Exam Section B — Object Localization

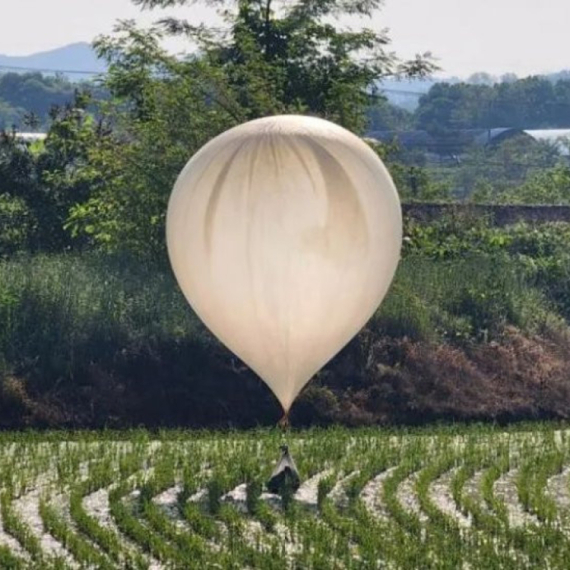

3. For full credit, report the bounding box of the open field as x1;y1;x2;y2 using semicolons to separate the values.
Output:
0;426;569;568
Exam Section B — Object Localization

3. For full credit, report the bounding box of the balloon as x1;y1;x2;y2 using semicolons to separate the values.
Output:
166;115;402;413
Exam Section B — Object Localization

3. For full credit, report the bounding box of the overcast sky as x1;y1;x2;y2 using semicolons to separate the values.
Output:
1;0;569;78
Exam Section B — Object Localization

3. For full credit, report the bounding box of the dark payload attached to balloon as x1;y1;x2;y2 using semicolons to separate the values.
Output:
266;445;301;495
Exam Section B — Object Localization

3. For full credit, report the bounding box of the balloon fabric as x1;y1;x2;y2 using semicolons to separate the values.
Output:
166;115;402;413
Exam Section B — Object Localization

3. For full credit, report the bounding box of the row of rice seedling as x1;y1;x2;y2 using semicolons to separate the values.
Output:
0;425;569;567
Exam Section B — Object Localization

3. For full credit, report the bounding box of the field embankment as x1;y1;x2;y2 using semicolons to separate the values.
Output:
2;222;570;429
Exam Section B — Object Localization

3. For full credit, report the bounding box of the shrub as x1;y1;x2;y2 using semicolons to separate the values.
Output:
0;250;567;428
0;194;36;256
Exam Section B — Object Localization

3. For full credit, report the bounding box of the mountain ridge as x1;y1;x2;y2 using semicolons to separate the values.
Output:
0;42;568;111
0;42;106;78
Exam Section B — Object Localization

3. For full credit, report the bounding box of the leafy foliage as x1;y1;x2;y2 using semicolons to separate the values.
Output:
498;165;570;205
415;76;570;132
0;194;36;256
0;72;101;130
0;93;110;252
60;0;434;255
403;215;570;321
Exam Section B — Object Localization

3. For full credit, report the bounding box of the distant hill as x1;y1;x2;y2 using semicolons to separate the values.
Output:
0;43;106;80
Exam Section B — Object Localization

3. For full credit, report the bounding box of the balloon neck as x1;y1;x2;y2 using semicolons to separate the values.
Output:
278;411;290;430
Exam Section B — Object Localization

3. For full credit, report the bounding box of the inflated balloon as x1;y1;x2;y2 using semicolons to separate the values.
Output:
166;115;402;413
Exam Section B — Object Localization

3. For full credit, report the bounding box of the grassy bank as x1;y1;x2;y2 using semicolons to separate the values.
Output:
0;246;569;428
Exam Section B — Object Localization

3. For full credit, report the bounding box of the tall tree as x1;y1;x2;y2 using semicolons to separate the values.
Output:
0;92;110;253
66;0;434;256
119;0;435;132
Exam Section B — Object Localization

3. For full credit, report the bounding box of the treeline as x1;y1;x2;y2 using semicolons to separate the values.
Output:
368;76;570;133
0;72;104;130
0;73;75;129
416;77;570;131
3;63;570;137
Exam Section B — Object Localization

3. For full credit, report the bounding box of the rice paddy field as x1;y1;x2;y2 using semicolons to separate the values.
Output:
0;425;569;569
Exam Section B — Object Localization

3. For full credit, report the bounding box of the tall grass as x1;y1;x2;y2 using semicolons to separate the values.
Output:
0;254;205;384
0;252;560;381
375;255;560;342
0;252;566;428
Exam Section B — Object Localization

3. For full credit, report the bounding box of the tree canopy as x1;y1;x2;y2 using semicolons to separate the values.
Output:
60;0;435;256
0;72;94;130
415;77;570;132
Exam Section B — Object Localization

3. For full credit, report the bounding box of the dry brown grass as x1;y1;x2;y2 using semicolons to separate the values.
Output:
311;325;570;425
2;324;570;429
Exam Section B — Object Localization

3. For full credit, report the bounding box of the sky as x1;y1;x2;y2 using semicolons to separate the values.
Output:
0;0;569;78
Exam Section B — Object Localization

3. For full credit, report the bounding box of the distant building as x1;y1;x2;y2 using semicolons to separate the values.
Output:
15;132;47;144
471;128;531;147
366;127;541;158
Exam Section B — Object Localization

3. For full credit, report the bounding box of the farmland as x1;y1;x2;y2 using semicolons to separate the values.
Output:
0;425;569;568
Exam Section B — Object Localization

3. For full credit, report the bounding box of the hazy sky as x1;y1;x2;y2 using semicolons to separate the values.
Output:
1;0;569;78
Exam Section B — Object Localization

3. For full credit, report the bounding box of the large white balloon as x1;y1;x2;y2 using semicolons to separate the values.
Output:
166;115;402;413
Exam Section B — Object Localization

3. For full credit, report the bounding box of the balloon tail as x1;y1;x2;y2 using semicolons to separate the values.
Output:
278;411;290;430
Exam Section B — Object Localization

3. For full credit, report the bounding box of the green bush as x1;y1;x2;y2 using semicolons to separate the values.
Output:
402;216;570;321
375;255;558;343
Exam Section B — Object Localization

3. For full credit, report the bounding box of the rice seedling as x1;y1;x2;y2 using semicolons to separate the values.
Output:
0;425;567;567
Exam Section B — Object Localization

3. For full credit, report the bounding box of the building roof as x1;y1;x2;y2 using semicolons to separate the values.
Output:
14;132;47;143
365;128;527;153
472;128;528;146
366;130;435;149
365;127;570;156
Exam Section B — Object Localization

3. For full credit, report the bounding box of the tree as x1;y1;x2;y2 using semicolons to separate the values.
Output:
467;72;496;85
490;77;556;128
0;193;36;256
415;77;570;134
499;165;570;205
118;0;435;133
66;0;435;256
500;73;518;84
414;82;495;151
0;100;25;130
0;91;112;253
366;99;413;131
458;136;562;200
